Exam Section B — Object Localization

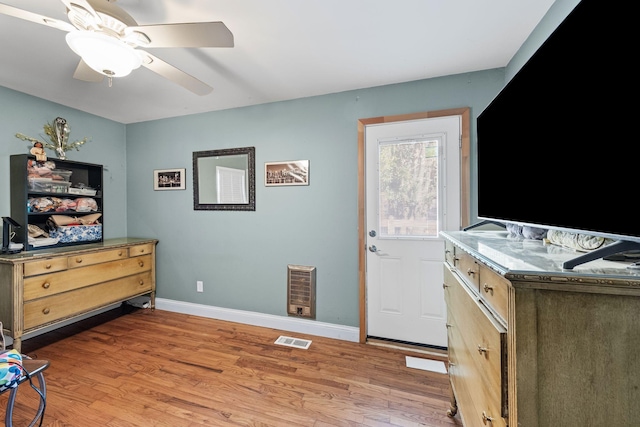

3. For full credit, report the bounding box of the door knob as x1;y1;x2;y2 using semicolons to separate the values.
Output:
368;245;378;253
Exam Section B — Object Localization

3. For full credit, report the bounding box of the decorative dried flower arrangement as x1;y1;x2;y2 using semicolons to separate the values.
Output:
15;117;90;160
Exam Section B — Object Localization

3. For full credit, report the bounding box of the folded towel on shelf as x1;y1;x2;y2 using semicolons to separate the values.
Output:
28;236;60;247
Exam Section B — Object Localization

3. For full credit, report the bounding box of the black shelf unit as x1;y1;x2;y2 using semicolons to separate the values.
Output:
9;154;104;251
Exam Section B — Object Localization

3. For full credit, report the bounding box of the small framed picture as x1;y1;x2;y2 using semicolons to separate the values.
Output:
154;168;186;190
265;160;309;186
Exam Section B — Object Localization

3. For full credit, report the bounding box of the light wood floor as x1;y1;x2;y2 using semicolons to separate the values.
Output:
2;307;462;426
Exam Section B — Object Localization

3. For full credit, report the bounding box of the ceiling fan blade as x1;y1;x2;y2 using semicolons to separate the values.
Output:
0;2;75;32
73;59;104;82
126;22;234;48
140;51;213;96
60;0;102;28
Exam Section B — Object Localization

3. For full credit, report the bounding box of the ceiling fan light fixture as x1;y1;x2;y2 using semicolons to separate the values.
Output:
66;31;142;77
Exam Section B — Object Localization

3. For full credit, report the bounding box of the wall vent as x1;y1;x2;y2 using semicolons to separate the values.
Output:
287;264;316;319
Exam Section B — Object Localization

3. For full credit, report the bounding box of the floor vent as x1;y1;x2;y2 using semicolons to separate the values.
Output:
287;265;316;319
405;356;447;374
275;336;312;349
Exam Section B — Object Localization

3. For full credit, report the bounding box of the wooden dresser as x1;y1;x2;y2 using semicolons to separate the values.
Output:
0;238;158;352
442;230;640;427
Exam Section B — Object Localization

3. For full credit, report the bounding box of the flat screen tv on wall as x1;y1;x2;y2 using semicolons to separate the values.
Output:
476;0;638;269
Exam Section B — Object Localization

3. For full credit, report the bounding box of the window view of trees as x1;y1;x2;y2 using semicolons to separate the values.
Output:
378;140;438;237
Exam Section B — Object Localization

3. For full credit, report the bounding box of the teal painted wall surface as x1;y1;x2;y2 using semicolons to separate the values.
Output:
0;86;128;238
125;70;503;327
0;0;576;329
506;0;581;80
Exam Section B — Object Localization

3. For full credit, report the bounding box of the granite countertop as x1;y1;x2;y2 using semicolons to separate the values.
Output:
441;230;640;281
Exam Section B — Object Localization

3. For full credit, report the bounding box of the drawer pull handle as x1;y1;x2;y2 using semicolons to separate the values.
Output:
45;264;52;269
42;308;50;315
467;269;476;277
118;251;123;256
139;280;144;286
139;248;146;253
483;283;494;294
482;411;494;424
76;258;83;264
477;345;488;354
442;283;448;289
42;282;51;289
138;260;144;267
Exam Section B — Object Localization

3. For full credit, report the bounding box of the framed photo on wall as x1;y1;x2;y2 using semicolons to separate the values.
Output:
265;160;309;186
154;168;186;190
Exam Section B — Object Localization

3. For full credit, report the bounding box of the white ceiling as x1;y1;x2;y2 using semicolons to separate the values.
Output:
0;0;555;124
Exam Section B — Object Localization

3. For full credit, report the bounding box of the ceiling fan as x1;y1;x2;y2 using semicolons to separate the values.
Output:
0;0;234;95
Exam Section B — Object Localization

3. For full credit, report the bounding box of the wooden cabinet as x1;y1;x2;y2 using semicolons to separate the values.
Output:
445;264;507;427
0;238;157;352
442;230;640;427
10;154;104;251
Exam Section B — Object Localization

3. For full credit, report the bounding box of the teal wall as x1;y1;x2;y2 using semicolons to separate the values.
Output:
1;0;578;329
125;70;503;326
507;0;581;80
0;87;128;238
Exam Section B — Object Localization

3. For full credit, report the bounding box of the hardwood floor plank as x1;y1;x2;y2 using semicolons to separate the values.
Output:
2;308;462;426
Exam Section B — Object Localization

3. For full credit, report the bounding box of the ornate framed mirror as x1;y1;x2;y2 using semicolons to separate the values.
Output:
193;146;255;211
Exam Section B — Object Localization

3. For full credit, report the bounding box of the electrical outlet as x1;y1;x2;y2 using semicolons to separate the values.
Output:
196;280;204;292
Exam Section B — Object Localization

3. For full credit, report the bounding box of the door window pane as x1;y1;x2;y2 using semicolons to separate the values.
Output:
378;139;439;238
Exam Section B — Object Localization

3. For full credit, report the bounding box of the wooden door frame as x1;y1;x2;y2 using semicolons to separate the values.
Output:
357;108;471;343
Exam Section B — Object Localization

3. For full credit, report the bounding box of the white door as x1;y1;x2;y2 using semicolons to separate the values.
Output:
365;116;461;347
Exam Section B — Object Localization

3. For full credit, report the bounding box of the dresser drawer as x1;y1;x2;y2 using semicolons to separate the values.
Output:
445;239;456;265
446;267;506;394
23;257;68;277
2;239;158;353
67;248;128;269
445;266;507;425
455;251;480;291
23;271;152;330
129;243;154;257
448;319;507;427
479;263;509;321
23;254;152;301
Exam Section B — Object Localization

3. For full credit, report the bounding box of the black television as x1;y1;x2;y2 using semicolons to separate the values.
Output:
476;0;639;269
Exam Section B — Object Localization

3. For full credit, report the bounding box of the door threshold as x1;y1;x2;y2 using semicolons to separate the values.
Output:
366;337;447;361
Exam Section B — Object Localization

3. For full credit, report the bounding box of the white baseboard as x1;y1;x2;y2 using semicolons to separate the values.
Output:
155;298;360;343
